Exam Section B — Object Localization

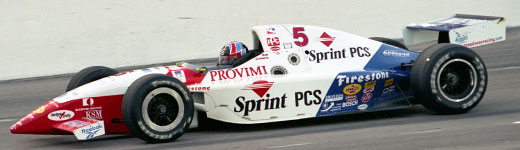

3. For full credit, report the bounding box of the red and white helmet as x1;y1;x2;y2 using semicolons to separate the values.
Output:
218;41;248;65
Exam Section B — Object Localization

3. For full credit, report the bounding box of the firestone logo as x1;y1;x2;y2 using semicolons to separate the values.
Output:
337;72;390;86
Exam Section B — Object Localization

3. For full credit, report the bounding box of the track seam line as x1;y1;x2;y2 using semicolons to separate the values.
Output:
268;142;311;149
488;66;520;71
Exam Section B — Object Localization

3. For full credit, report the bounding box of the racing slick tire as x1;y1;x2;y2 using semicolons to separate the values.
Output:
122;74;194;143
411;43;487;114
369;37;409;50
66;66;118;91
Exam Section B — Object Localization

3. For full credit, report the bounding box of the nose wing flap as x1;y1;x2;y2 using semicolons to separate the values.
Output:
52;118;105;140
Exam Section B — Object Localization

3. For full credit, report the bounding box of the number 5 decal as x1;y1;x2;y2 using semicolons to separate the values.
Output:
293;27;308;47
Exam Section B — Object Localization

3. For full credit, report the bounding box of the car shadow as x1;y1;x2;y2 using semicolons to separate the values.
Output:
193;106;433;133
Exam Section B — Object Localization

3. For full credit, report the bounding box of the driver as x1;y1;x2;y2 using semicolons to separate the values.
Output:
218;41;248;66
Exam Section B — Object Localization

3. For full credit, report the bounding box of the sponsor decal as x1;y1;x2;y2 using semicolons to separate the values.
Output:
242;80;274;97
64;120;90;128
33;105;45;113
173;70;186;82
81;123;103;139
454;31;469;44
463;36;503;47
305;47;371;63
267;37;281;51
346;95;357;102
82;97;94;106
320;102;334;112
189;86;211;91
318;32;335;47
361;93;373;103
295;90;322;107
357;104;368;110
363;87;374;93
48;110;74;121
343;84;362;95
324;94;344;102
86;110;103;120
234;89;322;116
384;78;394;87
365;81;376;88
141;68;152;73
74;106;102;112
234;94;287;116
266;27;276;34
342;96;358;107
283;42;293;49
113;70;135;76
337;71;390;86
382;85;396;96
383;50;410;57
364;80;376;93
209;66;268;81
255;53;269;60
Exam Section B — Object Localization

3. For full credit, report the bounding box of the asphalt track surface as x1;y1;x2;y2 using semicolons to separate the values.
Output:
1;28;520;150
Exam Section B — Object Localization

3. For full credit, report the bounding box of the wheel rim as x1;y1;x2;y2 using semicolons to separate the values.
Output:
142;87;185;132
436;59;477;102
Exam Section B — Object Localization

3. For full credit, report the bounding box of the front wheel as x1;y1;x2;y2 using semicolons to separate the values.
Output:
411;43;487;114
66;66;118;91
122;74;194;143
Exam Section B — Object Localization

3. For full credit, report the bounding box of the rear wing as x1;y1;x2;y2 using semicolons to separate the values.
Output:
403;14;506;47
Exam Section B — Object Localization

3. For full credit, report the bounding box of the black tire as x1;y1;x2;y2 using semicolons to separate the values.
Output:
66;66;118;91
122;74;194;143
411;43;487;114
369;37;409;50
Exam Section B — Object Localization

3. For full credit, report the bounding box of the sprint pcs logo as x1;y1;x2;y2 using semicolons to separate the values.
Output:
234;80;322;116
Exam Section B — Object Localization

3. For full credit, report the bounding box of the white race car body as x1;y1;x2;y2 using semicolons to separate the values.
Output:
11;24;420;139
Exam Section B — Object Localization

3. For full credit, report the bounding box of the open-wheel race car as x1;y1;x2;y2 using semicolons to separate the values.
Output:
11;14;506;143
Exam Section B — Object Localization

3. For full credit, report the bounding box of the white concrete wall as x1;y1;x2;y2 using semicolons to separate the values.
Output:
1;0;518;80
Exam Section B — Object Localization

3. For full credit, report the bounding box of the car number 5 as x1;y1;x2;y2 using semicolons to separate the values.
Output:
293;27;308;47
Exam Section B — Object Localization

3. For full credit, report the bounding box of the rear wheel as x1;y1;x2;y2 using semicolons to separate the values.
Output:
122;74;194;143
411;43;487;114
66;66;118;91
369;37;408;50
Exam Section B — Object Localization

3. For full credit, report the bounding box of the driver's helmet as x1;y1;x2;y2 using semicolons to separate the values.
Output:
218;41;248;65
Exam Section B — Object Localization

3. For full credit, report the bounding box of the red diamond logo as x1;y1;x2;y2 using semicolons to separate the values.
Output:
242;80;274;97
319;32;335;47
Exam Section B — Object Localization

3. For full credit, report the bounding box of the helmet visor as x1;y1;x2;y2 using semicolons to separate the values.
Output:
219;55;235;65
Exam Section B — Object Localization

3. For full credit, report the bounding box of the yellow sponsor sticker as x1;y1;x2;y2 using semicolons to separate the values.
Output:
364;81;376;88
385;78;394;87
343;84;362;95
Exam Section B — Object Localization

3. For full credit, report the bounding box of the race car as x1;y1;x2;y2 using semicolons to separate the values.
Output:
10;14;505;143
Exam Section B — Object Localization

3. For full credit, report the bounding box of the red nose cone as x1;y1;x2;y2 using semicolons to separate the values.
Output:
10;114;39;134
10;102;61;134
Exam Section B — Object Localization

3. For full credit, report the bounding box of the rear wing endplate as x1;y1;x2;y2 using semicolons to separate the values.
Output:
403;14;506;47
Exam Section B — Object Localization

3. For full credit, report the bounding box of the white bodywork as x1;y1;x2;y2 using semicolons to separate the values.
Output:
403;14;506;47
52;24;409;125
